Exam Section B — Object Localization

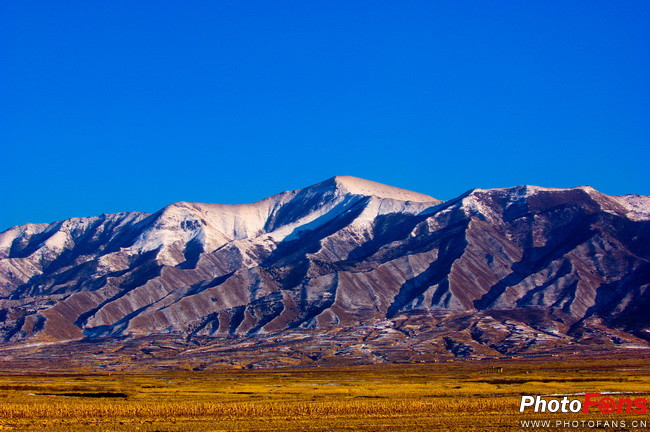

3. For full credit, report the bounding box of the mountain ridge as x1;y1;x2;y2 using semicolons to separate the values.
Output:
0;176;648;369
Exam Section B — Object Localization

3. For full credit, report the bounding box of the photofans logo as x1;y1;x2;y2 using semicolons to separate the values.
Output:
519;393;648;429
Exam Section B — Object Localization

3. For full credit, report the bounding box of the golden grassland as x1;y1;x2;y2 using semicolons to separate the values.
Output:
0;354;648;431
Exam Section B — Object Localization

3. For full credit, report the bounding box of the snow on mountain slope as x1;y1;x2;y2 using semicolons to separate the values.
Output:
333;176;437;203
613;194;650;220
127;176;442;266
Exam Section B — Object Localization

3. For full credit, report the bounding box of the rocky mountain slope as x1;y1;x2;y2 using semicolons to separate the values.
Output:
0;176;648;367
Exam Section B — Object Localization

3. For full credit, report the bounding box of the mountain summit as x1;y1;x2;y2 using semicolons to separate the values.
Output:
327;176;437;202
0;177;648;368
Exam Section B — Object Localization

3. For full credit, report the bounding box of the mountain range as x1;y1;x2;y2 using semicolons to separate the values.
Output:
1;176;648;370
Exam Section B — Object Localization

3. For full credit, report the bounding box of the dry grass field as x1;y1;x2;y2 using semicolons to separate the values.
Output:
0;353;648;431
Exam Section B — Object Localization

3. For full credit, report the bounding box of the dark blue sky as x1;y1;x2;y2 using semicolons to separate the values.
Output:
2;1;649;231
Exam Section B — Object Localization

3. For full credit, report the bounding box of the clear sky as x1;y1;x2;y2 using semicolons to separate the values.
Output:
2;1;649;231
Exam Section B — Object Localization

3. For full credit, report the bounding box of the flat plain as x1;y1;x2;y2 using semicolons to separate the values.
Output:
0;352;648;432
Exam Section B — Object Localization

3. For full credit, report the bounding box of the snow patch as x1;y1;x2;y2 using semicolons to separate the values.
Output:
613;195;650;220
333;176;438;203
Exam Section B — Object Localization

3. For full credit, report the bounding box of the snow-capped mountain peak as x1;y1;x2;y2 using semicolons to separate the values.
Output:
331;176;438;203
